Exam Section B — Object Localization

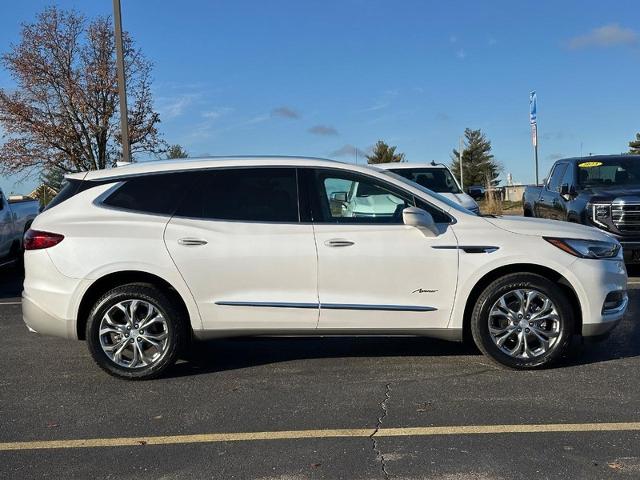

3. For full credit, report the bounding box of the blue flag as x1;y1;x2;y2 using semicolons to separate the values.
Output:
529;91;537;125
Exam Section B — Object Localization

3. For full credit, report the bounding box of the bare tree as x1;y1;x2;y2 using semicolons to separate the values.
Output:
0;6;164;175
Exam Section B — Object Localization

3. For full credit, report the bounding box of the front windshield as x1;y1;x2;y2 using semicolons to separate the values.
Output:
380;170;475;215
577;158;640;188
389;167;462;194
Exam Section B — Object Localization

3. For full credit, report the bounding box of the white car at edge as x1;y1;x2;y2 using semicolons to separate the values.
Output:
374;162;480;213
22;156;627;379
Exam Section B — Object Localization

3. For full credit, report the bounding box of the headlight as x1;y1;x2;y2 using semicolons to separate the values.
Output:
544;237;621;259
590;203;611;228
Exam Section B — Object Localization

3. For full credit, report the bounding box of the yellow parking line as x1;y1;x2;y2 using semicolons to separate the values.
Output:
2;422;640;451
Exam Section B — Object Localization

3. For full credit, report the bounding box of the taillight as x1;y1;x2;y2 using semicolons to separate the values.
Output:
24;229;64;250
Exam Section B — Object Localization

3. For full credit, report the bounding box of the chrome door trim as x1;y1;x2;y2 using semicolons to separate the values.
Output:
215;301;436;312
216;301;318;309
322;303;436;312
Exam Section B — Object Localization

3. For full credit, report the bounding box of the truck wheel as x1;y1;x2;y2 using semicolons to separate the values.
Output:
471;273;574;369
85;283;188;380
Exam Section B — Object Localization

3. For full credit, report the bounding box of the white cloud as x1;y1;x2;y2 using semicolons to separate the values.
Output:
456;48;466;59
568;24;637;49
201;107;234;119
157;93;200;120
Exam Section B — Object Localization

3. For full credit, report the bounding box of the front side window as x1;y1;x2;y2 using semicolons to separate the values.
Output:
316;171;410;223
311;169;450;224
389;168;461;194
547;163;567;192
176;167;299;222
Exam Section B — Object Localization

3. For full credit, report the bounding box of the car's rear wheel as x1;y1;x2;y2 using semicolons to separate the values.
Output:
471;273;574;369
86;283;187;380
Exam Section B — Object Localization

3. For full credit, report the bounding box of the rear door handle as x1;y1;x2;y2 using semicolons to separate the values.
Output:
324;238;355;247
178;238;208;246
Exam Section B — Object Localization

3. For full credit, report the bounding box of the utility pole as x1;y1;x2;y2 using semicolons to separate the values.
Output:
459;136;464;190
113;0;131;163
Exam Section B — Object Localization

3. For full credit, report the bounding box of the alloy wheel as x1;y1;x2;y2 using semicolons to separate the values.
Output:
98;299;169;369
488;288;561;359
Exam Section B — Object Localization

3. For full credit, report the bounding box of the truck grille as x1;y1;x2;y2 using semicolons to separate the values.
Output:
612;203;640;233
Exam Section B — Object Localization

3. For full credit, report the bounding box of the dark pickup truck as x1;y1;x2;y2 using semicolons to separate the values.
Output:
523;154;640;263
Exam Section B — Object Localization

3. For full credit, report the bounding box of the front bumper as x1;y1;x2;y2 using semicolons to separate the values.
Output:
565;256;628;337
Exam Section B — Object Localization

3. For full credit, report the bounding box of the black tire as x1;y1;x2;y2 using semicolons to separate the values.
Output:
471;273;574;369
86;283;188;380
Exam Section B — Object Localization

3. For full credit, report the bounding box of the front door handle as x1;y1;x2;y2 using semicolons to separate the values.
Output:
324;238;355;247
178;238;208;246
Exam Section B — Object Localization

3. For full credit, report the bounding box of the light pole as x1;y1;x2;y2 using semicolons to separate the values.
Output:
113;0;131;163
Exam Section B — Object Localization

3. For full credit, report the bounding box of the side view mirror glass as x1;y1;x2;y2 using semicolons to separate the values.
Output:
402;206;439;237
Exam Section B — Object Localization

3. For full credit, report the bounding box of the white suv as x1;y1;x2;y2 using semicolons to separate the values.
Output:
23;157;628;379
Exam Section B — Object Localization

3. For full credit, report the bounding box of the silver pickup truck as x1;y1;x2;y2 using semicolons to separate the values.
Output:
0;188;39;264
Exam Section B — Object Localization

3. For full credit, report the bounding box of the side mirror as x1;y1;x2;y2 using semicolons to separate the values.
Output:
402;206;439;237
558;183;576;199
330;192;348;202
466;186;485;200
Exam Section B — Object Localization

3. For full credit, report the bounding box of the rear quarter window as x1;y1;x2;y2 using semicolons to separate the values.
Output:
102;172;199;215
44;179;86;211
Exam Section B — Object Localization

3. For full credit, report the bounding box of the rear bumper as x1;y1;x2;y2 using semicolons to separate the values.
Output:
22;293;76;339
22;250;86;340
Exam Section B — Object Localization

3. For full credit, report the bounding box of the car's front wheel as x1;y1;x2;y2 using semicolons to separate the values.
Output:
86;283;187;380
471;273;574;369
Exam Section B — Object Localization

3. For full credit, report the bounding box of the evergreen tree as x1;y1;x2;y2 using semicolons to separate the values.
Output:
629;133;640;154
366;140;405;164
166;144;189;159
450;128;500;187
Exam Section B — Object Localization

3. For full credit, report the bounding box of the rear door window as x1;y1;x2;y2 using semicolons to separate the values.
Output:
175;167;299;222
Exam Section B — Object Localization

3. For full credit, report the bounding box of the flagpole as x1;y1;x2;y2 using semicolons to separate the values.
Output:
530;91;539;185
534;128;539;185
459;136;464;189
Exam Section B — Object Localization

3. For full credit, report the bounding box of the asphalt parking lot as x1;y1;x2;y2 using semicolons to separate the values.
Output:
1;266;640;480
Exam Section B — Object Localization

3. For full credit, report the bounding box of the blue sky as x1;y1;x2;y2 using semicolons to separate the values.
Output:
1;0;639;193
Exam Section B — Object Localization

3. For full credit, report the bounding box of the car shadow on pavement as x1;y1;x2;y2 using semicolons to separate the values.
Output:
168;336;482;378
0;264;23;299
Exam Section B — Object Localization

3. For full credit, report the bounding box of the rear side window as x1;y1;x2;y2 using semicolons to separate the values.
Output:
44;179;86;211
176;168;299;222
103;172;198;215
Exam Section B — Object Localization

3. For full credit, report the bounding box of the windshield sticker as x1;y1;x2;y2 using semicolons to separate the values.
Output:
578;161;603;168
